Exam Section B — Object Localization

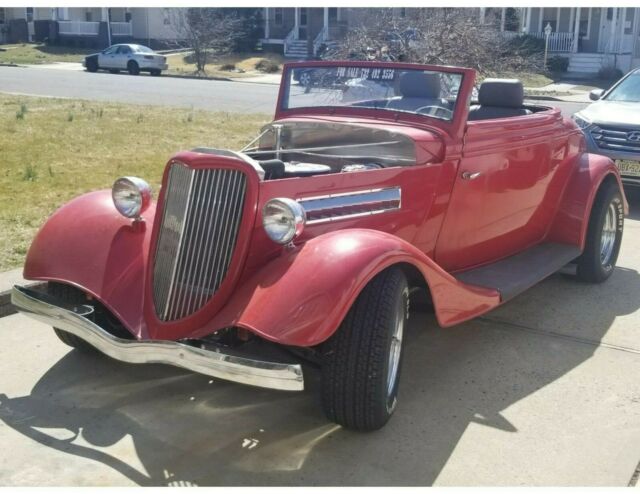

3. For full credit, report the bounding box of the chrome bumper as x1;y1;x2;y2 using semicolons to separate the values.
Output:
11;285;304;391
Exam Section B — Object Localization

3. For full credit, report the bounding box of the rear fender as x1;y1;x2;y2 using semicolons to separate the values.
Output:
23;190;154;339
548;153;628;249
204;229;500;347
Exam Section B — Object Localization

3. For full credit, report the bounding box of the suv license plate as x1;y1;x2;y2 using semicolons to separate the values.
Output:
616;160;640;177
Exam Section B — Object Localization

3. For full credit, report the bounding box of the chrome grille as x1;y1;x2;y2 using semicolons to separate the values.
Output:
591;125;640;153
153;163;247;321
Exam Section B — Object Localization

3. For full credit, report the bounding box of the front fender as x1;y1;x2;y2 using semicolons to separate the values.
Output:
23;190;155;339
548;152;628;249
205;229;500;347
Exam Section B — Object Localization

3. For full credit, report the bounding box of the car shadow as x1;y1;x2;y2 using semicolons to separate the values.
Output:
0;196;638;486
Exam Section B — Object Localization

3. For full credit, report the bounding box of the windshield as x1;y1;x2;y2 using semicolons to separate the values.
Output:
604;71;640;102
283;65;463;122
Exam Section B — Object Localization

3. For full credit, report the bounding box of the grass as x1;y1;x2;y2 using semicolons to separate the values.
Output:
166;51;285;79
0;94;269;271
0;43;93;65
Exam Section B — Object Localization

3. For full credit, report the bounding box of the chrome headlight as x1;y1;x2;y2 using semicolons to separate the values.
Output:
112;176;152;219
262;198;306;244
572;113;592;130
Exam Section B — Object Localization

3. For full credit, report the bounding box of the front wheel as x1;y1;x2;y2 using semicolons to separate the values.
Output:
47;283;95;352
576;181;624;283
85;58;98;72
321;267;409;431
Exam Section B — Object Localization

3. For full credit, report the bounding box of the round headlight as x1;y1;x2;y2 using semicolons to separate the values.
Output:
262;198;306;245
112;177;152;219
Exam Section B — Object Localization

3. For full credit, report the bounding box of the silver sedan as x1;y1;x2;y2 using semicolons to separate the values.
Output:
572;68;640;188
83;44;168;76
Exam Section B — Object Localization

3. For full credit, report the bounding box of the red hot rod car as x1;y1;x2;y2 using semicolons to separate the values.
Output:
13;61;627;431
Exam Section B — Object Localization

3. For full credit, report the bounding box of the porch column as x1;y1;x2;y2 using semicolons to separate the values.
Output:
524;8;531;32
102;8;112;46
538;9;544;32
479;8;485;24
294;7;299;39
572;7;581;53
264;7;270;39
500;8;506;31
609;8;618;53
101;7;108;21
618;7;627;53
556;8;561;30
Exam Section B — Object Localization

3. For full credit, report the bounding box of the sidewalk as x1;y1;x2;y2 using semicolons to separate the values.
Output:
524;82;593;103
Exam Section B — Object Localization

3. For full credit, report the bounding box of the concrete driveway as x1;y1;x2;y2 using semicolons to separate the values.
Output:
0;194;639;486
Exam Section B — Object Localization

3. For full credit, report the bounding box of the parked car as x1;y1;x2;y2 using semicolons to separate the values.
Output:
12;61;627;431
572;67;640;188
83;44;168;76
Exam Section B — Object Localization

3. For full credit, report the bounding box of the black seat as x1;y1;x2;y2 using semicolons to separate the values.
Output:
385;72;448;112
468;79;531;121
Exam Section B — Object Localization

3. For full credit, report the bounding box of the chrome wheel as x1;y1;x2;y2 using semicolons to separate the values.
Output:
600;202;617;266
386;296;405;400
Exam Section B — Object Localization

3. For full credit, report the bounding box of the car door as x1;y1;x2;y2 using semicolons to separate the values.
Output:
116;45;132;69
435;112;573;272
98;45;118;68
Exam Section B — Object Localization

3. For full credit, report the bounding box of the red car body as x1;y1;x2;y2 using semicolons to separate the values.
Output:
14;61;627;429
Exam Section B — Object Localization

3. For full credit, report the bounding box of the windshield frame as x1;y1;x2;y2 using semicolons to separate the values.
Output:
276;60;476;140
602;68;640;103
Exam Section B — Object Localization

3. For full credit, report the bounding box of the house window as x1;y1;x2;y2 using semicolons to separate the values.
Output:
579;8;591;40
125;11;131;23
85;11;92;22
274;8;283;26
300;8;307;26
26;7;34;22
399;8;406;18
0;8;5;24
329;8;338;22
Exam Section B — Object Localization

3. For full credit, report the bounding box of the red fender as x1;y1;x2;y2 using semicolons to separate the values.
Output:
23;190;155;339
202;229;500;347
548;152;628;249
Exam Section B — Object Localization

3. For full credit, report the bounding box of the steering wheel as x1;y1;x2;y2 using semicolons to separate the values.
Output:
415;105;453;119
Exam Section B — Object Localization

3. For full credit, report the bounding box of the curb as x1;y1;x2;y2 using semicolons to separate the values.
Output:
0;281;44;318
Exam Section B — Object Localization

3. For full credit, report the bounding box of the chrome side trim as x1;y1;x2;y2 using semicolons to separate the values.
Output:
11;286;304;392
299;187;401;224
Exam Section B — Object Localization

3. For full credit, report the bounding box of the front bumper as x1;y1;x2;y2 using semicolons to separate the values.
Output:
583;130;640;188
11;285;304;391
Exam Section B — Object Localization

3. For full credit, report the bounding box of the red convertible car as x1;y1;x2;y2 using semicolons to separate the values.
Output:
12;61;627;431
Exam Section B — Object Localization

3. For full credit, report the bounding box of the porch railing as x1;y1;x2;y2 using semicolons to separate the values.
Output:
283;27;296;56
110;21;132;36
58;21;99;36
501;31;575;53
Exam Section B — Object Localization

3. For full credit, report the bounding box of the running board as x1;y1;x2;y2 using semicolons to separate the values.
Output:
454;242;581;302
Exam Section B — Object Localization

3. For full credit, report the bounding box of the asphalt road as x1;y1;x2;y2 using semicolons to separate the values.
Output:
0;195;639;486
0;66;587;116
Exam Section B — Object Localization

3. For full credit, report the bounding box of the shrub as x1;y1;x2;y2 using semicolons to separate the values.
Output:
254;59;279;73
220;63;236;71
598;65;623;81
547;56;569;73
505;34;545;56
22;164;38;182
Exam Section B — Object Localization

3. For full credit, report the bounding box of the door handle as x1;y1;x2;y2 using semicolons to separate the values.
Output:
461;171;482;180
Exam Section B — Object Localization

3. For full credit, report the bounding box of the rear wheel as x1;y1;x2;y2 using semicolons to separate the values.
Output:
576;181;624;283
47;283;95;352
127;60;140;76
321;267;409;431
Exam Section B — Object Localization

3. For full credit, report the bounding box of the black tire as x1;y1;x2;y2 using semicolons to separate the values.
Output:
321;267;409;431
127;61;140;76
576;181;624;283
85;58;98;73
150;69;161;76
47;283;95;352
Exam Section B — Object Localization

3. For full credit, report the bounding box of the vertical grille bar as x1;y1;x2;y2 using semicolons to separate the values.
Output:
153;164;247;321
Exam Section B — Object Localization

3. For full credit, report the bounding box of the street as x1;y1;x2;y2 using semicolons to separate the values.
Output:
0;66;587;116
0;192;638;486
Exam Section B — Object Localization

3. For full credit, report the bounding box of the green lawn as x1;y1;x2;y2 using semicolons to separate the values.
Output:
0;94;269;271
0;43;94;65
166;51;284;79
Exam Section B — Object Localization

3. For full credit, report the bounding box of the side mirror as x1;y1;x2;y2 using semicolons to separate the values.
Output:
589;89;605;101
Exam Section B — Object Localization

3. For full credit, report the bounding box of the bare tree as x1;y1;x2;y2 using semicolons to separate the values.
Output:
328;8;544;76
171;8;246;74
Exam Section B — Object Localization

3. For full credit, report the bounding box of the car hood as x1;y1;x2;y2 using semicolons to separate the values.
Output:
579;100;640;128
